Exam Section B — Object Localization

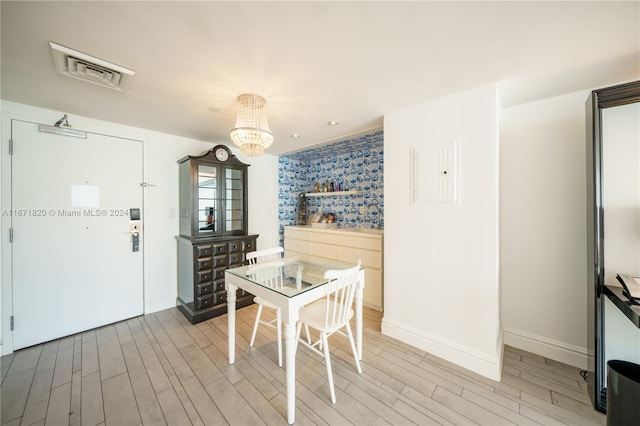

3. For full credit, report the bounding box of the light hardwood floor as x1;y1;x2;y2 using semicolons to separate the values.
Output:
1;305;605;425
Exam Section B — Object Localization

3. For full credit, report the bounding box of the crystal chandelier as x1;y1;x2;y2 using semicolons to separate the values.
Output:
230;94;273;156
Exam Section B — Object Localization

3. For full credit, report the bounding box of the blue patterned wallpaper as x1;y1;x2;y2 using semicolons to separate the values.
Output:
278;130;384;243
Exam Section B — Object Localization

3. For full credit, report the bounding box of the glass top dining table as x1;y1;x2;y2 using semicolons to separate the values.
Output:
226;255;357;297
225;254;365;424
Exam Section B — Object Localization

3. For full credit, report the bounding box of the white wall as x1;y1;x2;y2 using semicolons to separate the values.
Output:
500;90;590;368
383;84;637;374
246;154;280;250
1;100;279;355
383;83;502;380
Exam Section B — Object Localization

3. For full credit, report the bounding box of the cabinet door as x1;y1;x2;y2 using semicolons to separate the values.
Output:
222;166;247;235
196;163;221;237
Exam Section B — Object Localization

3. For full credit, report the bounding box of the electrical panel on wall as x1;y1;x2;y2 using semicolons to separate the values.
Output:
411;138;459;205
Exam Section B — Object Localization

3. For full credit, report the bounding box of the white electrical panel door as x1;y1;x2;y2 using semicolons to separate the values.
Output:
411;139;459;205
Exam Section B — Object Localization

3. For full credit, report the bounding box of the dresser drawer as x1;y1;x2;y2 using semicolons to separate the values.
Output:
213;243;227;255
194;294;213;310
334;234;382;251
285;238;311;255
195;257;213;271
213;279;225;292
244;239;256;252
229;252;244;266
313;232;336;244
213;254;227;267
228;240;243;253
284;227;312;241
212;290;227;306
195;270;213;283
336;246;381;268
213;267;226;280
311;241;337;260
194;244;213;258
196;282;213;296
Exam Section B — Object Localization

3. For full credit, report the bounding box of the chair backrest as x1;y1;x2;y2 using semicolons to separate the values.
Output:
246;246;284;265
246;260;286;290
321;260;361;329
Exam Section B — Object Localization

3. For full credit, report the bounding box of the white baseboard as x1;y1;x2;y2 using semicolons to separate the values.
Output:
503;328;587;369
381;317;503;381
496;325;505;375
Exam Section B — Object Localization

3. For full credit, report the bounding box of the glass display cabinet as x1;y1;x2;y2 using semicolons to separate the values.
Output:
176;145;258;323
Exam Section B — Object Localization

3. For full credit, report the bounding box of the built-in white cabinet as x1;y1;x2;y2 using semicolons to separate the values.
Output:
284;226;383;311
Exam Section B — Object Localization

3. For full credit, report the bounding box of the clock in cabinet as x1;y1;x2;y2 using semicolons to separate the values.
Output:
176;144;258;324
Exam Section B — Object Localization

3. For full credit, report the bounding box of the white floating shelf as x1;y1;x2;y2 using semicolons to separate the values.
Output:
304;190;360;197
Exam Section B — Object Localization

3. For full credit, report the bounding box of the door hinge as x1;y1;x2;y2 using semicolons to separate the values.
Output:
9;138;13;155
139;182;156;188
10;316;14;331
9;228;13;243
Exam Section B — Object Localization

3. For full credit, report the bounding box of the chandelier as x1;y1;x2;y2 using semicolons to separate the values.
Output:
230;94;273;156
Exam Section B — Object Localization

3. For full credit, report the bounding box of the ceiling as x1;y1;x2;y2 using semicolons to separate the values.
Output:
2;1;639;156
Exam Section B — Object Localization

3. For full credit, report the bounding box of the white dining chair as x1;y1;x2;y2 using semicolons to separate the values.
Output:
246;247;285;367
295;260;362;404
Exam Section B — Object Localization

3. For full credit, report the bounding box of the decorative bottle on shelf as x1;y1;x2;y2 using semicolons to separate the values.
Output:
314;181;319;193
297;193;307;225
330;181;335;192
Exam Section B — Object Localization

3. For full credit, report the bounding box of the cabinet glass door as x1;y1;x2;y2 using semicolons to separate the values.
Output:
197;164;218;234
225;167;244;233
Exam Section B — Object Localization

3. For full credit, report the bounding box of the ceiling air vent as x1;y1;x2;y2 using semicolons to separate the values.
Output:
49;41;135;92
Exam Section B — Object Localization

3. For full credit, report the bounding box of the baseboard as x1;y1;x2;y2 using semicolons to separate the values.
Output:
381;317;503;381
503;327;587;369
496;325;505;375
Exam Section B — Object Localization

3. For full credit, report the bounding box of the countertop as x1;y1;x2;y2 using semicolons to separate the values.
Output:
285;225;383;238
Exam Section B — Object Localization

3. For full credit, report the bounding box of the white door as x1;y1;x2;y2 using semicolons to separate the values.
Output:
11;120;144;350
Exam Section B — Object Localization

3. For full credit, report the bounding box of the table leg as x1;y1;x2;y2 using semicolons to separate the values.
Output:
227;283;237;364
284;321;297;424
